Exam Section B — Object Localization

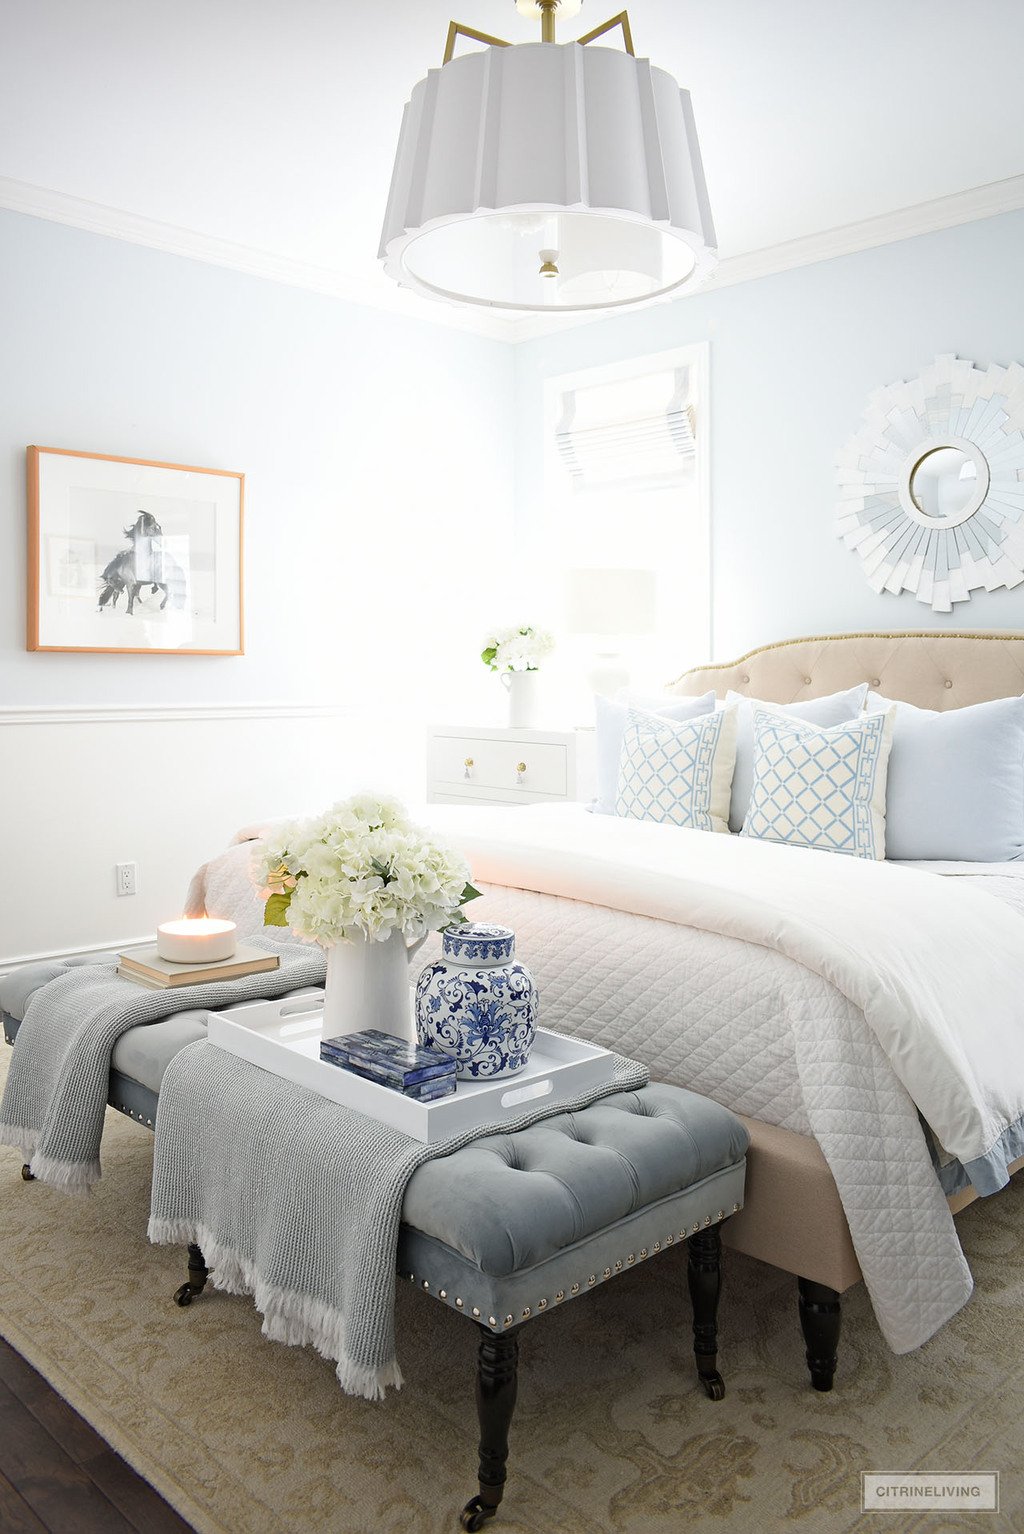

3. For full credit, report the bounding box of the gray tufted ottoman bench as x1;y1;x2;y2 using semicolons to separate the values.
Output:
2;976;748;1531
394;1085;749;1529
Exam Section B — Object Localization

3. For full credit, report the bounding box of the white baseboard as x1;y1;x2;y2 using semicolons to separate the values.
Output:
0;935;152;977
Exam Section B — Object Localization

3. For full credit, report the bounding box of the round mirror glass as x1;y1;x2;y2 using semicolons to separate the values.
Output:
908;445;978;521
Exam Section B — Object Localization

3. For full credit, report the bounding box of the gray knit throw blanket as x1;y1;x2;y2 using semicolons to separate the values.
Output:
149;1040;649;1401
0;944;325;1190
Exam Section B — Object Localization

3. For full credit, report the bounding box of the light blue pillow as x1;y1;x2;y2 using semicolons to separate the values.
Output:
725;686;869;832
592;691;715;815
741;705;894;859
865;692;1024;861
616;705;737;832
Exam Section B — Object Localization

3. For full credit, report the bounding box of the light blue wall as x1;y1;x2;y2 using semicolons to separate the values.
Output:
514;209;1024;667
0;209;516;708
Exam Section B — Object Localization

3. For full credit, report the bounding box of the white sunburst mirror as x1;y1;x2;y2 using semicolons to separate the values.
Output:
836;354;1024;612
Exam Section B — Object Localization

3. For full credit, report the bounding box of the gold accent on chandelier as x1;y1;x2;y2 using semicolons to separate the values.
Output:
442;5;635;64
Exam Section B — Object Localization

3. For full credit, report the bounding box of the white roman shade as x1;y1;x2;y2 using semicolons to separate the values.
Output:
555;366;696;490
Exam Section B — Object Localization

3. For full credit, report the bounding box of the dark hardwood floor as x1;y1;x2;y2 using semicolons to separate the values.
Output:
0;1336;194;1533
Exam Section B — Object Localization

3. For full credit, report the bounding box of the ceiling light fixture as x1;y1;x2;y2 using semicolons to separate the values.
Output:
379;1;717;313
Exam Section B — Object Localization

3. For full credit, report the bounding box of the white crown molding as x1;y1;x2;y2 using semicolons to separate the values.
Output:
2;171;1022;348
507;173;1024;342
0;175;517;343
0;701;355;726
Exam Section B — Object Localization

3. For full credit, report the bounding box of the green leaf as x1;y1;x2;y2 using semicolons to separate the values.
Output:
445;910;468;926
460;881;483;905
480;647;497;669
264;891;292;927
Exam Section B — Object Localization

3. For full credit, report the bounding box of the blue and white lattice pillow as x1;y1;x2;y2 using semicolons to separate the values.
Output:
616;705;737;833
740;705;895;859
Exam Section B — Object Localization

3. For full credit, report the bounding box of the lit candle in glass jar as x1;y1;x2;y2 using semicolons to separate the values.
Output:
156;917;237;964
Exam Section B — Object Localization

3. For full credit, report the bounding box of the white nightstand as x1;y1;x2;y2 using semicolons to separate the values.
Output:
427;726;582;807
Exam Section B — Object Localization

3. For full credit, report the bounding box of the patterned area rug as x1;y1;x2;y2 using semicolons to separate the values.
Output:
1;1050;1022;1534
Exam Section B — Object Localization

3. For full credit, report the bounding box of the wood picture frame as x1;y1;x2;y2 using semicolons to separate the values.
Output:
27;446;245;655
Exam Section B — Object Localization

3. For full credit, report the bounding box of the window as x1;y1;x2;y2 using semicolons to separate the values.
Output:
541;343;710;708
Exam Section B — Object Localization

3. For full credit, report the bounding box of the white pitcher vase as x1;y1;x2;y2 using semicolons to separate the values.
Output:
321;930;427;1044
501;669;540;728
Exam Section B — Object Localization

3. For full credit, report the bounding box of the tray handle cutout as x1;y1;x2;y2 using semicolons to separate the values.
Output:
278;994;326;1019
500;1078;553;1110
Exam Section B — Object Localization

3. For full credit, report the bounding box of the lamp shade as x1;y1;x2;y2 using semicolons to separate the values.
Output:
564;567;658;636
379;42;716;313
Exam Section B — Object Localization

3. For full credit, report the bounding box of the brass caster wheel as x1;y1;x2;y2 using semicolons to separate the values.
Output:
459;1496;496;1531
700;1371;726;1402
20;1165;35;1182
173;1284;193;1308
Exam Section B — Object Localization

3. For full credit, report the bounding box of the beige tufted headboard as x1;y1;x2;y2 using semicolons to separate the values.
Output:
670;631;1024;711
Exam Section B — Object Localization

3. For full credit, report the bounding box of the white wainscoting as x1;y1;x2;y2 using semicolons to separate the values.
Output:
0;702;424;969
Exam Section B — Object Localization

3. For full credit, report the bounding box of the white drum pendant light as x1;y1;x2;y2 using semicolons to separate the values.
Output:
379;1;717;313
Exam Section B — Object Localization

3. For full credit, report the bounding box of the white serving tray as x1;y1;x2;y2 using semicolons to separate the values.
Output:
205;991;617;1144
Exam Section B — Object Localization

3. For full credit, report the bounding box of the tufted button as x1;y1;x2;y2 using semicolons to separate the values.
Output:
741;674;750;684
944;679;953;689
803;677;812;686
871;679;880;688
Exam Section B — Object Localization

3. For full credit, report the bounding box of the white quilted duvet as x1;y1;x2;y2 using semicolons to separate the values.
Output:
190;808;1024;1356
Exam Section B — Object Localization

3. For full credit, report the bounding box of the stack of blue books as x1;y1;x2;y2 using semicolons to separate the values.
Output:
320;1029;457;1101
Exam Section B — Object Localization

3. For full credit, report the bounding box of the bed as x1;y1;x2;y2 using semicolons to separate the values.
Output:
416;630;1024;1385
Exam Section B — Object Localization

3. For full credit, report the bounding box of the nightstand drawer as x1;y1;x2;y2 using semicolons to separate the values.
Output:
430;735;569;797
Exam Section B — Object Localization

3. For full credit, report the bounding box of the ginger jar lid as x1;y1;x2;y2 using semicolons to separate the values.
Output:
442;923;515;965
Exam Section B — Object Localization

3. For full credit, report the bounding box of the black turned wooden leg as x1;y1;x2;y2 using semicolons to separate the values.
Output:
20;1165;34;1181
173;1243;210;1308
460;1327;519;1532
688;1224;725;1400
797;1277;842;1392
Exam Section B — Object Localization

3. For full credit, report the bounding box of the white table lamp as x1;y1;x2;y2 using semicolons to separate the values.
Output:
564;568;657;697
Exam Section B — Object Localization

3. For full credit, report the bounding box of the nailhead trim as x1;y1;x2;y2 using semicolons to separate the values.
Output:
408;1209;736;1330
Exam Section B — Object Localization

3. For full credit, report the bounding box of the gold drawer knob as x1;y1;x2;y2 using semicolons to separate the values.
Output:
464;757;474;767
515;761;527;781
463;756;474;780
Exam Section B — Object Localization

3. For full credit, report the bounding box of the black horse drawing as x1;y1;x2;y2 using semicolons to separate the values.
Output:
97;512;179;615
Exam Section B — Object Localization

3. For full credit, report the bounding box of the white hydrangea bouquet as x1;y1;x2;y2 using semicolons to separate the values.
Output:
480;624;555;674
255;793;479;945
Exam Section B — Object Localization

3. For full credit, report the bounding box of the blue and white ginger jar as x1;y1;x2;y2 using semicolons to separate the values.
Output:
415;924;537;1080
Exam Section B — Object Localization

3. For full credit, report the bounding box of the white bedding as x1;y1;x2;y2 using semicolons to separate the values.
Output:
190;806;1024;1355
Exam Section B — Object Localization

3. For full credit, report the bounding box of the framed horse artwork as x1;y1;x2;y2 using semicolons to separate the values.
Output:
26;446;244;655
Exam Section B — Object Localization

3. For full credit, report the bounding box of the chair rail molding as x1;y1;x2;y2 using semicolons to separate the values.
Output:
0;701;354;726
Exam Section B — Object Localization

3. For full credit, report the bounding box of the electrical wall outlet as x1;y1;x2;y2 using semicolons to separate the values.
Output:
115;861;138;897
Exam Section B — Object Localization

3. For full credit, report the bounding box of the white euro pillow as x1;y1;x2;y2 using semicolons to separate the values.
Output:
865;692;1024;861
592;690;715;815
725;685;869;832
